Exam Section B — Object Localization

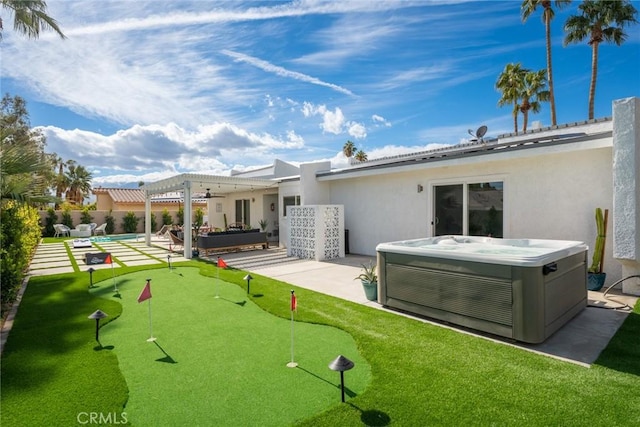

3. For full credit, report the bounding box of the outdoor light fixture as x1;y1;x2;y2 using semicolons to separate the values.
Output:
417;184;424;193
88;309;108;342
243;274;253;294
328;355;355;403
205;189;212;198
87;267;96;288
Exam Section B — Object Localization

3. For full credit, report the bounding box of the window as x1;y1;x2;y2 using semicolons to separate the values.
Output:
235;199;250;225
433;181;503;237
282;195;300;216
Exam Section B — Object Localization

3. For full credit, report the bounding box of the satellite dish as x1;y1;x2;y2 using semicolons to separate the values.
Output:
468;125;488;143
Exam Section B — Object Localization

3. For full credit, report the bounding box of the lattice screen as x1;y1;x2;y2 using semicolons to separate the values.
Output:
287;205;344;261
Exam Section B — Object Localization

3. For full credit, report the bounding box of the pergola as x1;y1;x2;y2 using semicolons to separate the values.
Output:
141;173;279;258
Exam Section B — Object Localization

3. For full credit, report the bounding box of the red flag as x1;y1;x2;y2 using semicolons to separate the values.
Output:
104;254;112;264
291;290;297;312
217;258;228;269
137;282;152;303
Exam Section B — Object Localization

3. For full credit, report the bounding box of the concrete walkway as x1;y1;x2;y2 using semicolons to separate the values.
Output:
23;239;639;367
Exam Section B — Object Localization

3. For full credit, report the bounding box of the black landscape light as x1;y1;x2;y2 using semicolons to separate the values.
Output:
243;274;253;294
87;267;95;288
328;355;355;403
88;310;108;342
167;254;172;270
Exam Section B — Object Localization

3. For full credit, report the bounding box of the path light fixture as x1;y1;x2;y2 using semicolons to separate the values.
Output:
87;267;95;288
328;355;355;403
167;254;172;270
243;274;253;294
88;310;108;342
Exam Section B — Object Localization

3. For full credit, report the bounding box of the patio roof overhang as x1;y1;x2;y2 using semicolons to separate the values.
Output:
141;173;281;260
141;173;280;195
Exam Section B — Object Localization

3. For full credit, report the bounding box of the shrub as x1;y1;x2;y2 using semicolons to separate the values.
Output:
161;208;173;226
44;208;58;237
61;206;73;228
80;207;93;224
105;210;116;234
177;206;184;226
0;201;41;315
122;211;139;233
150;212;157;232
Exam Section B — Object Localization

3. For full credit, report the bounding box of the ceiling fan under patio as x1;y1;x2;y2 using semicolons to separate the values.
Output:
204;188;225;198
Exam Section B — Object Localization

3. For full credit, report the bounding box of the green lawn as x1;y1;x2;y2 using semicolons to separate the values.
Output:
1;259;639;426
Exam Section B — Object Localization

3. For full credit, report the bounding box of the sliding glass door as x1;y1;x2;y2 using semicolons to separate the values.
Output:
433;181;503;237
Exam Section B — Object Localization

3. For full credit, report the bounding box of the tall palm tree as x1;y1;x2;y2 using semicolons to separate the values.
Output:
0;0;65;40
343;140;356;158
521;0;571;126
496;63;527;133
564;0;638;120
65;163;92;205
354;150;368;162
519;69;550;131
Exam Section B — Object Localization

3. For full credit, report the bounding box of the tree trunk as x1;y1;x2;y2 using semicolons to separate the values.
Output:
589;42;598;120
545;13;557;126
513;102;519;133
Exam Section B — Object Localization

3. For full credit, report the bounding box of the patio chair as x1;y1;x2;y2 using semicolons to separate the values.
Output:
53;224;71;237
156;224;171;238
94;223;107;236
168;231;184;253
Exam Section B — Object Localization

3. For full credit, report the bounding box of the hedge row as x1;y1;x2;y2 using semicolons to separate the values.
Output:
1;201;41;317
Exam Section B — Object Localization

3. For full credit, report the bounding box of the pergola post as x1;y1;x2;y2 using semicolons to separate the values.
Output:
184;180;192;259
145;192;151;246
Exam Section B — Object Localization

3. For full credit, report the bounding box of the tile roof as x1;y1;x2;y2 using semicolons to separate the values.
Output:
93;188;206;204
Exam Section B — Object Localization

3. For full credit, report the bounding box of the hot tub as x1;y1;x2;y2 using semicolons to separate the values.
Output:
376;236;588;343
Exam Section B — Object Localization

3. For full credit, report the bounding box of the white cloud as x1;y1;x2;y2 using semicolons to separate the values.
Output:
372;114;391;127
221;49;355;96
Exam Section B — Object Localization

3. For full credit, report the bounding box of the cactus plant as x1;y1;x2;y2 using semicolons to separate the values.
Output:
589;207;608;274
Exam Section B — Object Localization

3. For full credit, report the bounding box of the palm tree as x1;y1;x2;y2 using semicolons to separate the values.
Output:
354;150;368;162
343;140;356;158
519;69;550;131
496;63;527;133
564;0;638;120
0;0;65;40
521;0;571;126
65;163;92;205
0;130;50;203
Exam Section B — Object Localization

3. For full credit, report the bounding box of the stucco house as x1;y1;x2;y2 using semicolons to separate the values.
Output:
141;97;640;295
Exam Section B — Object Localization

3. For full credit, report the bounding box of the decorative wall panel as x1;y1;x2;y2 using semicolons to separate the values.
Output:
287;205;344;261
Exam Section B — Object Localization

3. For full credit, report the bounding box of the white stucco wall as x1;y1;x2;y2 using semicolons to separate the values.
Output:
325;138;620;286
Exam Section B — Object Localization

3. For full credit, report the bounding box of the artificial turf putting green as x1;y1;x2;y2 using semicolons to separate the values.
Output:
89;267;371;426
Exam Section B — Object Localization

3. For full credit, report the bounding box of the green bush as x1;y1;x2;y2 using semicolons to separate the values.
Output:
80;207;93;224
43;208;57;237
61;206;73;228
122;211;139;233
162;208;173;226
177;206;184;226
105;210;116;234
0;201;41;315
150;212;157;232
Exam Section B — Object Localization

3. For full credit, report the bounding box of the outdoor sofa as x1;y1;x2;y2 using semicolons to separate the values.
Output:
197;229;268;256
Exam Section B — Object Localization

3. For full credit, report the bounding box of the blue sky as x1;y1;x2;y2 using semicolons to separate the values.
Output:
2;0;639;188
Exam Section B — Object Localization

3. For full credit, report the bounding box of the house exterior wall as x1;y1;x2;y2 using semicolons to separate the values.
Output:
324;140;619;285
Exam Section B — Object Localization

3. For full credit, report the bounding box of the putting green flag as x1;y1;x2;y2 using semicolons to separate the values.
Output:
137;281;152;303
218;257;228;269
291;290;297;312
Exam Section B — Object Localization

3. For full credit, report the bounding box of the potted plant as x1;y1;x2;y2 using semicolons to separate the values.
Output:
355;261;378;301
587;207;608;291
259;219;268;232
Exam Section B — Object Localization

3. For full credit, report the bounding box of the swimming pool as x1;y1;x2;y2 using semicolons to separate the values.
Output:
90;234;141;242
